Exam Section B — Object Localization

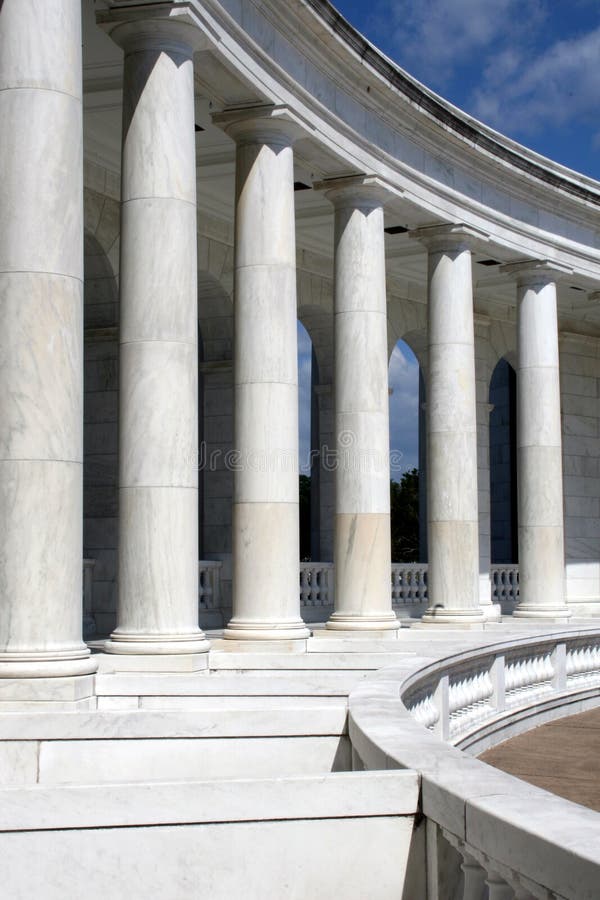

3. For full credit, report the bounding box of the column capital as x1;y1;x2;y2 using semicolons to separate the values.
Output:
500;258;573;287
409;222;489;252
313;174;402;209
212;104;312;147
97;4;209;54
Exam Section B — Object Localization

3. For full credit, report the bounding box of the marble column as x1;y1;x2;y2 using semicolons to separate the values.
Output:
102;15;209;655
0;0;97;684
213;107;310;641
317;176;399;632
411;225;486;624
501;261;571;621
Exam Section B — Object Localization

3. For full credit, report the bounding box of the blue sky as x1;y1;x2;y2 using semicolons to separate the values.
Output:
300;2;600;479
334;0;600;179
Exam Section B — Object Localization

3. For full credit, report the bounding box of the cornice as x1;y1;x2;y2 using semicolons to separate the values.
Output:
182;0;600;281
301;0;600;208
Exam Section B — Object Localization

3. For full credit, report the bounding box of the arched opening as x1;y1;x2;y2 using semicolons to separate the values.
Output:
297;320;316;560
83;231;119;638
197;273;234;624
388;339;422;562
489;357;518;565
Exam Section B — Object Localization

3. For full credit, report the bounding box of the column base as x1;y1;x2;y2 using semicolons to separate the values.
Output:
0;648;98;680
104;632;210;656
512;605;572;622
223;619;311;641
325;612;400;632
419;606;486;626
0;673;96;708
0;648;97;707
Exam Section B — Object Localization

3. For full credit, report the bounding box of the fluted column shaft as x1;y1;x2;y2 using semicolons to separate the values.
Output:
318;177;398;631
502;261;570;620
0;0;96;679
215;108;309;641
412;225;485;624
104;18;208;654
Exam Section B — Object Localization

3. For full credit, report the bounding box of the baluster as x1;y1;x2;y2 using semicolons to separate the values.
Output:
485;871;513;900
300;567;309;606
460;852;487;900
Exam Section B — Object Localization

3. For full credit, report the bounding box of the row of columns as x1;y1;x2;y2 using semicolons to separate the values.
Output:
0;2;572;685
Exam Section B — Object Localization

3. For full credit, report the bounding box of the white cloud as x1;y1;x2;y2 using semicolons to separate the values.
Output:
471;27;600;136
368;0;545;89
368;0;600;144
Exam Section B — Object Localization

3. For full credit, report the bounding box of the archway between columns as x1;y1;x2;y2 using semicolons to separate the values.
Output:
83;230;119;638
388;338;423;563
489;357;519;567
198;272;234;627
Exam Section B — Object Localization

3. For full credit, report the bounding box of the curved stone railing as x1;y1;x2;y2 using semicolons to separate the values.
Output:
349;628;600;899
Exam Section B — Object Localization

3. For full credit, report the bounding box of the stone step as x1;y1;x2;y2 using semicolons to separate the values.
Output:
0;770;419;831
94;670;365;698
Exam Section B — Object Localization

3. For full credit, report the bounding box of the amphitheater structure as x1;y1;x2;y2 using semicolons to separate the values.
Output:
1;1;600;897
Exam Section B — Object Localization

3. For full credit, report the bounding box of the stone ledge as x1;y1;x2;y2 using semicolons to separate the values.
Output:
0;770;419;831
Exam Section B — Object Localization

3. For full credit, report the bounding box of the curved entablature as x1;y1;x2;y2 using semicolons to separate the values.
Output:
100;0;600;282
304;0;600;205
349;628;600;899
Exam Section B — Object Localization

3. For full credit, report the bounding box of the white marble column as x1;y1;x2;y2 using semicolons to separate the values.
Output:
502;261;571;621
101;15;209;656
0;0;97;686
318;176;399;632
213;107;310;641
411;225;485;624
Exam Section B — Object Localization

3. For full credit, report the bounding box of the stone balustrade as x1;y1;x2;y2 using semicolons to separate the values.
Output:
84;561;524;626
349;627;600;900
299;562;335;608
391;563;428;607
401;634;600;744
491;565;520;609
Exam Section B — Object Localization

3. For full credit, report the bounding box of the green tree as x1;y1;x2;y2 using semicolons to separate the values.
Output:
390;469;419;562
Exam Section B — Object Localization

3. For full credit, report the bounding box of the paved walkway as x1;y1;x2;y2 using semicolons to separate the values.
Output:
480;707;600;812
